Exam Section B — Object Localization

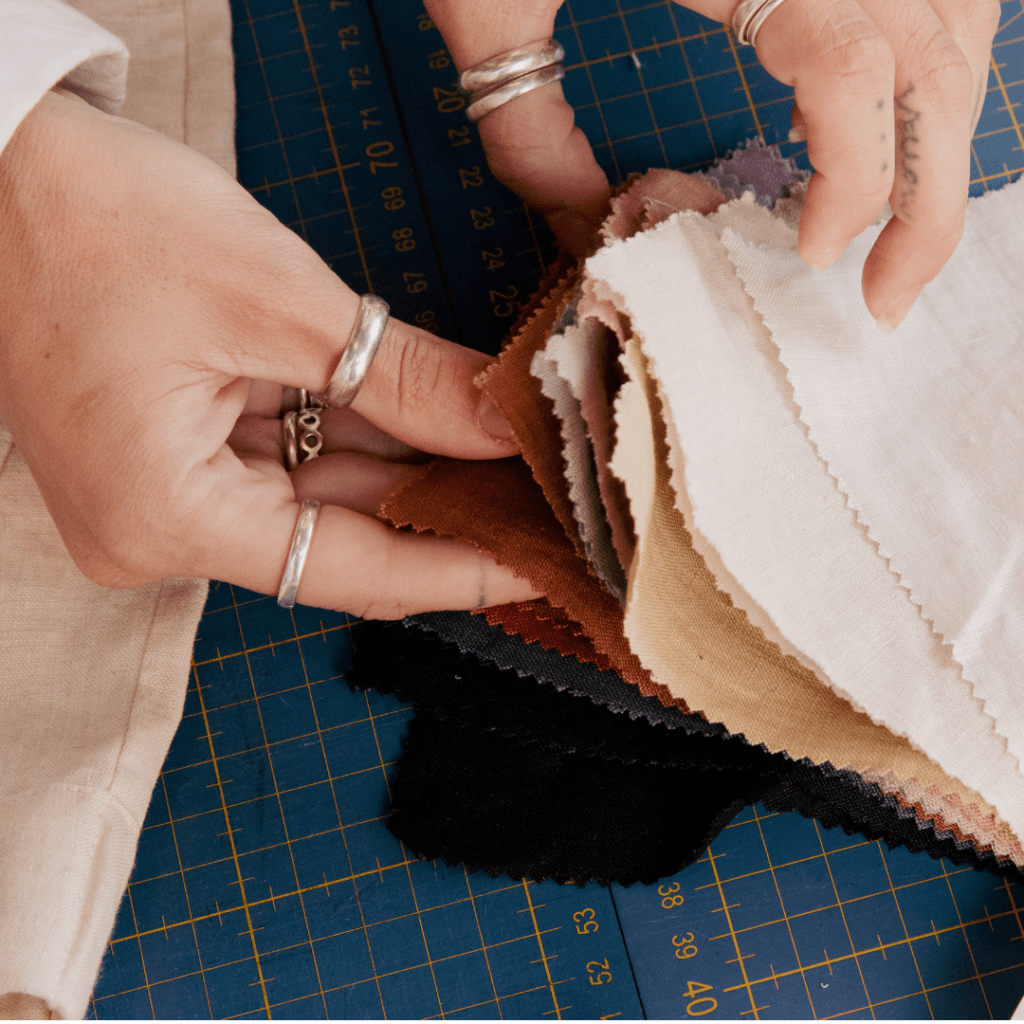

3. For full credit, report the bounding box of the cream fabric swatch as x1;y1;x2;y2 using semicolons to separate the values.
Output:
0;0;233;1016
587;200;1024;843
532;316;627;600
725;177;1024;773
602;306;1021;866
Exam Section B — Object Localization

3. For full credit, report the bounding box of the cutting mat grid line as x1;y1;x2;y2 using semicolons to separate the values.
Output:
87;0;1024;1018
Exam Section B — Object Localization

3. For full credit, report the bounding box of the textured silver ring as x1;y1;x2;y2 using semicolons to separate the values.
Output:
318;294;389;409
460;38;565;96
731;0;795;46
466;64;565;122
277;499;320;608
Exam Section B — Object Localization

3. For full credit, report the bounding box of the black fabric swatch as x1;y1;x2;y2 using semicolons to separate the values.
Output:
348;616;1021;886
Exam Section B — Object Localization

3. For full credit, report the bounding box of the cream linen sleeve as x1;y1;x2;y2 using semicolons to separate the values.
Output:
0;0;127;155
0;0;233;1018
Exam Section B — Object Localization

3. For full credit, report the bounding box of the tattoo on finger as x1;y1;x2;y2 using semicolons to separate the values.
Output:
894;84;921;220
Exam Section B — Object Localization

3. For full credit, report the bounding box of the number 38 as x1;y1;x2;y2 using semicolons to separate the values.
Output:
659;882;685;909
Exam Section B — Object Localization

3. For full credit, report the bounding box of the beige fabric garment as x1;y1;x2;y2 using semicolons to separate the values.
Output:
608;330;1022;864
0;0;233;1017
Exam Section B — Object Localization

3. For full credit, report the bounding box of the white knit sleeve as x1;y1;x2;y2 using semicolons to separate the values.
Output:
0;0;127;155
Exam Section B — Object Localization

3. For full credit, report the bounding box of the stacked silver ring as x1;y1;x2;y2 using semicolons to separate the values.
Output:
281;293;390;473
461;38;566;122
276;293;389;608
282;391;325;471
731;0;795;47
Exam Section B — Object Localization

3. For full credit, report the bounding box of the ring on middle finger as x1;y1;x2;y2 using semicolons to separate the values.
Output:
282;391;325;470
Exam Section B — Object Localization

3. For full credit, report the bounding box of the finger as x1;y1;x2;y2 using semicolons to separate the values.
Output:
930;0;1001;135
348;318;523;457
204;243;523;460
857;0;975;329
291;452;428;517
193;458;542;617
319;408;428;462
425;0;610;256
243;379;283;417
753;0;897;270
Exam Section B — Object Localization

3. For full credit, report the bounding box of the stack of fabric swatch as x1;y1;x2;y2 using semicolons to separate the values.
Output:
349;141;1024;888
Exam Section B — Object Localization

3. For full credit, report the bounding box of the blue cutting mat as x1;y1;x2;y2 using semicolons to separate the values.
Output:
87;0;1024;1018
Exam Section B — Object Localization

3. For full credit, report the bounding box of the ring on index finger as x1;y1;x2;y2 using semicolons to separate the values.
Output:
732;0;797;47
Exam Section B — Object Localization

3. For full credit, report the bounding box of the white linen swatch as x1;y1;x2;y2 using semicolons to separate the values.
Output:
725;176;1024;775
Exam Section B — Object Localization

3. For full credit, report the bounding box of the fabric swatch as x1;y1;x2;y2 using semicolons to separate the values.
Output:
349;618;1023;882
724;178;1024;779
481;600;616;673
420;609;701;730
382;452;665;702
531;325;626;600
695;135;810;209
586;198;1024;844
598;315;1020;861
381;163;1024;874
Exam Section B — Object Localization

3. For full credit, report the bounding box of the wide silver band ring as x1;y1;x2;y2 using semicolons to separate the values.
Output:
277;499;320;608
460;38;565;95
318;294;390;409
466;64;565;123
731;0;795;46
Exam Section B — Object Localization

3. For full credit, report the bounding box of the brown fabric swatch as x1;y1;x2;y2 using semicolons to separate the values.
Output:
383;454;667;701
478;276;584;559
479;601;615;673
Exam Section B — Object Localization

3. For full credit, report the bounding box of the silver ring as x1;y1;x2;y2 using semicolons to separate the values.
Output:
282;411;299;471
731;0;795;46
277;499;320;608
466;64;565;123
460;38;565;96
318;294;389;409
297;406;323;462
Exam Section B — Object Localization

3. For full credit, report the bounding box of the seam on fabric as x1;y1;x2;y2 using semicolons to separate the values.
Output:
104;582;166;799
0;782;143;830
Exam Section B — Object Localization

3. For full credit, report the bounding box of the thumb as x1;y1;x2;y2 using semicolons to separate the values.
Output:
205;222;522;459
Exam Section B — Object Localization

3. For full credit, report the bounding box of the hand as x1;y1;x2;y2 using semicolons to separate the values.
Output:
0;89;540;617
428;0;1000;331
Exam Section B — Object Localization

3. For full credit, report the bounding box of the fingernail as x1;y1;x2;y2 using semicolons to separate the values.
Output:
477;391;517;443
787;124;807;144
808;244;844;272
875;286;923;335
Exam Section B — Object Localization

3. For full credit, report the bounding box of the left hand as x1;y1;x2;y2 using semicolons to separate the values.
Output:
428;0;1000;331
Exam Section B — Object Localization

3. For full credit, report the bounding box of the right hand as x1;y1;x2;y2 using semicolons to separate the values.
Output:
0;88;541;617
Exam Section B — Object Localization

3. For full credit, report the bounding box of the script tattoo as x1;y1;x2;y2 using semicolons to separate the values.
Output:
894;85;922;219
